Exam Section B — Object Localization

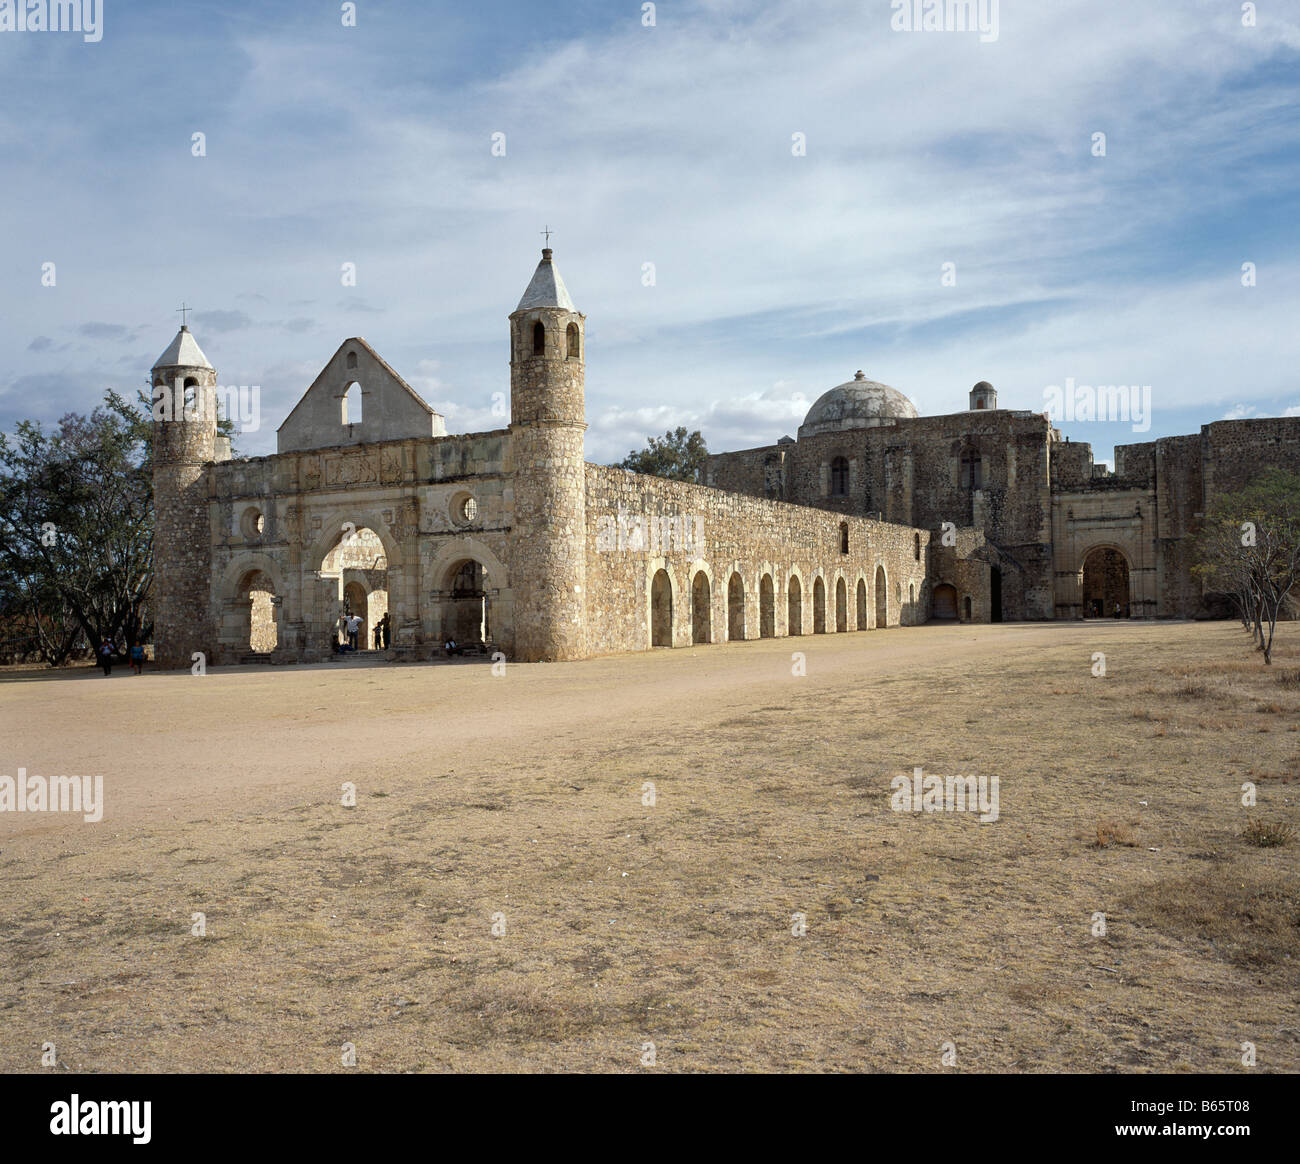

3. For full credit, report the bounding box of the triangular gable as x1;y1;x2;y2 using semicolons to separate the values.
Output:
276;338;447;453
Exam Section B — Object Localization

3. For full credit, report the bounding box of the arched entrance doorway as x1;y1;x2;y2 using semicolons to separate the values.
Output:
692;571;711;644
651;569;673;646
932;583;958;621
787;576;802;636
813;577;826;633
759;574;775;638
835;578;847;632
727;573;745;641
874;565;887;628
856;578;867;629
320;526;389;650
1081;547;1131;618
238;569;278;654
447;559;490;644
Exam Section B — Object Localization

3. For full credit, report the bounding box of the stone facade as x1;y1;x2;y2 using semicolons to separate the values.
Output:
708;387;1300;623
149;250;1299;668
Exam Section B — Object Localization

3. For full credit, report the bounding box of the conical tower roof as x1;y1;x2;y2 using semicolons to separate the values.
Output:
152;325;214;371
515;248;576;312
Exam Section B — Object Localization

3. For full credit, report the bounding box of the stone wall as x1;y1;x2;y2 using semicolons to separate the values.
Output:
1202;418;1300;499
706;409;1055;619
205;430;515;663
583;465;934;656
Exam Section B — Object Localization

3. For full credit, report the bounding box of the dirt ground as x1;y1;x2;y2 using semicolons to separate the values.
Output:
1;620;1297;1073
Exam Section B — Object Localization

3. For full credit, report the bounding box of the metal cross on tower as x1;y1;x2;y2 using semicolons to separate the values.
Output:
176;302;192;327
540;225;553;246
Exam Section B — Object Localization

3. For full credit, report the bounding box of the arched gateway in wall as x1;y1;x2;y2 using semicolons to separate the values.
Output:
1081;546;1131;617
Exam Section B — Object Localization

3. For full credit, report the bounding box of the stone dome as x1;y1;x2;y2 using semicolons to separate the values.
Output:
798;371;918;438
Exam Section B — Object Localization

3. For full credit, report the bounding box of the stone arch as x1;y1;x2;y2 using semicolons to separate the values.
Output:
428;538;511;648
426;535;506;596
759;573;775;638
650;567;674;647
218;554;286;658
218;552;287;606
309;513;407;654
813;576;827;634
839;521;849;554
343;578;371;647
342;381;362;424
727;572;745;641
309;510;405;574
566;322;580;359
963;595;973;620
436;557;491;644
932;583;958;621
856;576;868;629
874;564;887;628
691;568;712;644
1080;544;1131;618
241;570;278;654
533;320;546;356
835;576;847;632
787;571;804;636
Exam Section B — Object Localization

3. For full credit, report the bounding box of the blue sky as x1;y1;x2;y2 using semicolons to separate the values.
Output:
2;0;1298;467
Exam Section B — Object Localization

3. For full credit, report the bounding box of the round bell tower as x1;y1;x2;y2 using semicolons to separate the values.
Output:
508;248;587;661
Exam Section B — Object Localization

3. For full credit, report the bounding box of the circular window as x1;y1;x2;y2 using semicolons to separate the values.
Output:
240;507;265;540
450;492;478;526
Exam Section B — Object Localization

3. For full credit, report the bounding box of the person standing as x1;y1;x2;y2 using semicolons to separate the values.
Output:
98;638;115;676
129;641;145;675
378;612;391;649
347;613;361;651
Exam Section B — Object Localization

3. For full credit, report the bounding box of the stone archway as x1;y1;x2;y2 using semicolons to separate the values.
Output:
438;557;491;645
813;577;826;633
343;579;369;648
835;577;847;633
317;524;390;651
874;565;887;628
1081;546;1131;617
727;572;745;641
692;570;712;644
856;578;868;629
239;569;278;654
759;574;775;638
932;583;958;621
217;554;287;661
787;574;803;636
651;568;673;646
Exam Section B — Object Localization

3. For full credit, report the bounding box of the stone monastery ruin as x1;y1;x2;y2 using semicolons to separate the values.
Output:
149;249;1300;667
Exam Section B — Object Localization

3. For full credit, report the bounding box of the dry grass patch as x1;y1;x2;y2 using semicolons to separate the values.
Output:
1242;819;1296;848
4;619;1299;1072
1092;819;1140;848
1122;867;1300;970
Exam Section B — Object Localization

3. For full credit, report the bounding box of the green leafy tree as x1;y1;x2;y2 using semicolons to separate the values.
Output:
0;390;154;664
618;426;709;484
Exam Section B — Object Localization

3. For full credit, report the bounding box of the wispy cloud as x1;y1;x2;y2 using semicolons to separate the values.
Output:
0;0;1296;470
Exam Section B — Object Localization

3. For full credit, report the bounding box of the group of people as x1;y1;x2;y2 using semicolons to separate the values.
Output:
97;638;146;676
334;610;391;653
